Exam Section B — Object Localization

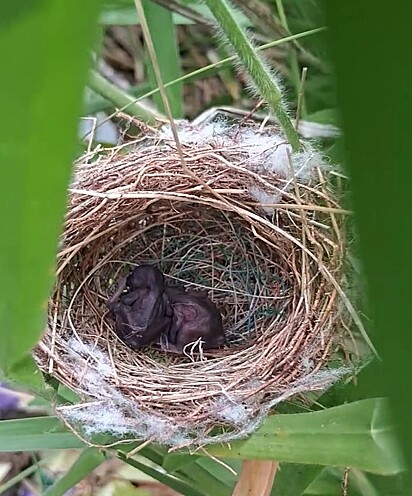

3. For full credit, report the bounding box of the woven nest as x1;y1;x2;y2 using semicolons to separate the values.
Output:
35;118;357;448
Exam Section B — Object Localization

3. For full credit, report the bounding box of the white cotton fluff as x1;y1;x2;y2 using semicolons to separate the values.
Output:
158;120;231;147
158;120;326;215
267;367;353;410
56;336;350;447
64;403;134;437
58;337;191;445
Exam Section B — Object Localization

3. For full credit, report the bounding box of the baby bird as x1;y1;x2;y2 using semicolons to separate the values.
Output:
164;286;225;353
107;265;172;350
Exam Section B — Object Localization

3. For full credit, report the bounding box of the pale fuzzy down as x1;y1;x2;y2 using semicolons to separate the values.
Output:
159;121;325;184
58;337;348;447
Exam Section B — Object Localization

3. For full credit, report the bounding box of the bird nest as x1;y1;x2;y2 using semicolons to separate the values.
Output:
35;117;358;449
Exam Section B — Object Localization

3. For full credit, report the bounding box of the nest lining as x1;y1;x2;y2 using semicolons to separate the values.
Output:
35;120;355;448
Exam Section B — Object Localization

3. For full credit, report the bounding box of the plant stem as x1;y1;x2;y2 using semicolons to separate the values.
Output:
204;0;301;151
87;70;163;123
232;460;279;496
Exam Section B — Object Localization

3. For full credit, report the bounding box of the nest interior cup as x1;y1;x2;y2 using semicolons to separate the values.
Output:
35;118;353;448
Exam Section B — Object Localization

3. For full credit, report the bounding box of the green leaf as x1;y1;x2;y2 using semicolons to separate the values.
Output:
192;457;239;488
163;452;239;494
305;108;339;126
0;0;101;370
205;399;405;475
303;467;343;496
324;1;412;486
0;416;84;451
304;467;406;496
87;70;161;123
43;448;105;496
347;468;406;496
100;6;193;25
118;442;168;467
117;452;206;496
177;460;232;496
271;464;323;496
83;83;151;115
6;354;47;395
99;2;251;26
163;452;199;472
57;383;80;404
142;0;183;117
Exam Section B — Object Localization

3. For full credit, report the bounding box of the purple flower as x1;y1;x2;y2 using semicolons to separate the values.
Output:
18;487;35;496
0;385;20;410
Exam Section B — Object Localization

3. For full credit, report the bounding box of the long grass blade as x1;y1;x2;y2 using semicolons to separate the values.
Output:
143;0;183;117
0;0;101;370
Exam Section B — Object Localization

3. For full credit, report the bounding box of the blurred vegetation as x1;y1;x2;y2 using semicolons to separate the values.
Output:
0;0;410;494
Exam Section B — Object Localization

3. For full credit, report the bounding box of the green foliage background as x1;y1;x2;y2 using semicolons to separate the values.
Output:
0;0;411;494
